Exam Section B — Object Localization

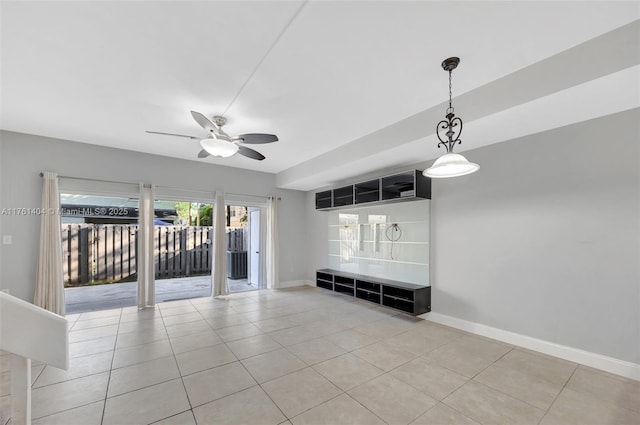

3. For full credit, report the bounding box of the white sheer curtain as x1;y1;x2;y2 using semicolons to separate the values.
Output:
266;196;279;289
34;172;65;315
212;191;229;296
137;183;155;309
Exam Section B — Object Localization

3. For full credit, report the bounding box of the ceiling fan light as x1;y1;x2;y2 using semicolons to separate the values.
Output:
200;138;238;157
423;153;479;178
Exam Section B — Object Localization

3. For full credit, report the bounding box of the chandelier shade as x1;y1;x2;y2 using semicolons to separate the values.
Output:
423;153;479;178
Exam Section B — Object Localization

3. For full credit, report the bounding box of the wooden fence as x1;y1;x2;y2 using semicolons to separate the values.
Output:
62;224;246;287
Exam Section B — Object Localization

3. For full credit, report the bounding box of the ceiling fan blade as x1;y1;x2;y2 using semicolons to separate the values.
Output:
190;111;217;133
235;133;278;144
146;131;200;140
197;149;211;158
237;145;265;161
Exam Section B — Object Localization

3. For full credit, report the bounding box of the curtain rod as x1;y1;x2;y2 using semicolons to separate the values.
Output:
40;173;139;186
39;173;281;200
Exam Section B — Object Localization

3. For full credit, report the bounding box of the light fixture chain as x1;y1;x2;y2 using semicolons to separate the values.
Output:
448;69;453;112
435;57;463;153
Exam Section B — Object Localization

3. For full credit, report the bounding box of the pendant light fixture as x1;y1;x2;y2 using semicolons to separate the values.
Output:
423;57;479;178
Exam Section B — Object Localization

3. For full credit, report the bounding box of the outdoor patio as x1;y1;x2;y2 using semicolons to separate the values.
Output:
65;276;258;314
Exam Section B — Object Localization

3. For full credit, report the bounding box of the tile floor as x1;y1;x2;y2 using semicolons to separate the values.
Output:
2;286;639;425
65;276;257;314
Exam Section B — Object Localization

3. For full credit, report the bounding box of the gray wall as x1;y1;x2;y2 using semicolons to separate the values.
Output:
0;131;308;301
429;109;639;364
305;109;639;364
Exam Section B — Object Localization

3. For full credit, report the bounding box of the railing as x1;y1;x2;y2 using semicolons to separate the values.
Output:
62;224;247;286
0;292;68;424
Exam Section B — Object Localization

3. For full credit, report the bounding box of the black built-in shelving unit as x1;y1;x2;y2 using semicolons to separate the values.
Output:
315;191;332;210
332;185;354;207
316;271;334;290
355;179;380;204
316;269;430;315
381;170;429;200
315;170;430;210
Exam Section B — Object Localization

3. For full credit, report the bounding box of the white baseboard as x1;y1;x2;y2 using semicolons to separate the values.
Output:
421;311;640;381
277;280;312;289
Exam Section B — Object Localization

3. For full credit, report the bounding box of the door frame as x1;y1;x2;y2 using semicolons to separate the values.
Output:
248;206;267;289
225;203;267;291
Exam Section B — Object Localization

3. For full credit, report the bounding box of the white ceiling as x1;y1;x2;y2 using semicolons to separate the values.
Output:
2;1;639;190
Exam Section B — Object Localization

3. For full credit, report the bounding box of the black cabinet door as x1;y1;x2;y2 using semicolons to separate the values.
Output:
315;190;332;209
381;171;415;200
355;179;380;204
333;185;354;207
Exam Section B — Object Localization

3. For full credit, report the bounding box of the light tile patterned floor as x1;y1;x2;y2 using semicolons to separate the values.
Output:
2;286;639;425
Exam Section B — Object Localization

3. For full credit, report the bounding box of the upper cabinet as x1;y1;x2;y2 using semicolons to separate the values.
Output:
355;179;380;204
315;170;431;210
315;190;332;209
381;170;431;200
333;185;354;207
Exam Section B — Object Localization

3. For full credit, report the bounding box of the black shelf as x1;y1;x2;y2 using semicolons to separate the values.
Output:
317;271;333;281
315;190;332;209
316;271;333;290
333;185;354;207
356;289;381;303
356;280;380;293
334;275;355;287
382;296;415;314
381;170;431;201
383;286;414;302
355;287;379;295
383;294;412;302
315;170;430;210
334;274;355;296
316;269;430;315
317;279;333;290
355;279;381;305
355;179;380;204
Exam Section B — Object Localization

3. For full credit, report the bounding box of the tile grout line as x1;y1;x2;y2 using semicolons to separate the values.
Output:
439;345;555;419
468;346;515;381
30;312;119;422
157;300;199;423
100;307;123;425
395;338;513;424
468;345;579;419
536;363;579;425
236;355;291;422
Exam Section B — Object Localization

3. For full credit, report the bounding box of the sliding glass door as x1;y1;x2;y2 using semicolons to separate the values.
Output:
60;184;272;312
153;198;213;302
226;204;265;292
60;192;140;313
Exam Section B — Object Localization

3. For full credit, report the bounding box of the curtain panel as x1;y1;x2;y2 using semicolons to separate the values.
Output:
266;196;279;289
137;183;155;308
212;191;229;296
34;172;65;315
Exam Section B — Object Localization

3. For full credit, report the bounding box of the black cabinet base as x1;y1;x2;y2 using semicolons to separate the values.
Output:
316;269;430;315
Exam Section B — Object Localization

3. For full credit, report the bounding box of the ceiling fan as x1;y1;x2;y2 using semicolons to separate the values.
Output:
146;111;278;161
